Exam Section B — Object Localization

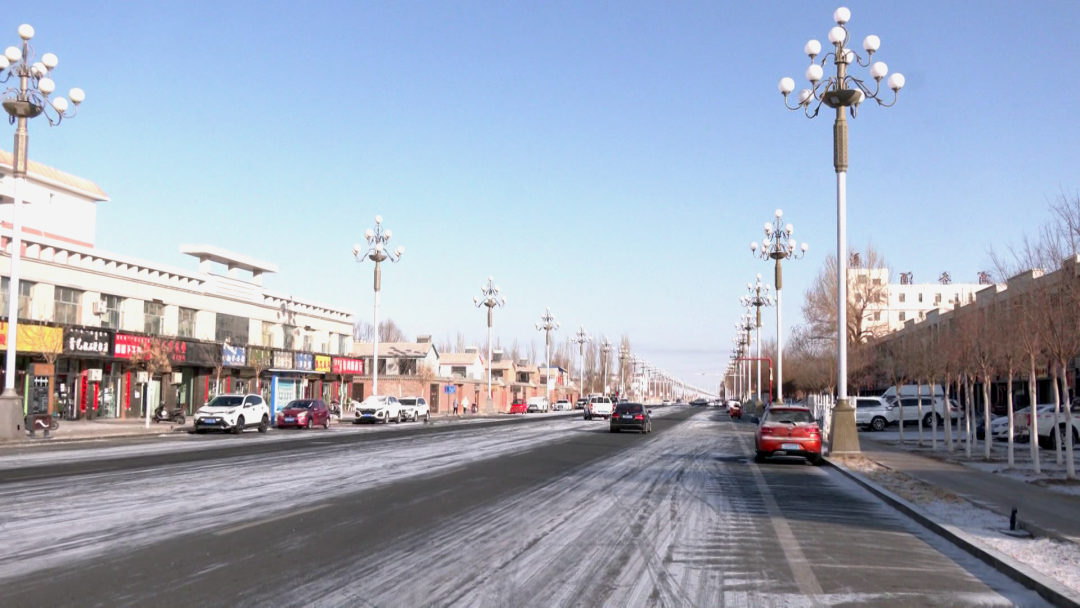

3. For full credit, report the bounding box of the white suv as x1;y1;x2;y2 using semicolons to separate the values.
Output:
398;396;430;422
354;395;403;424
194;394;270;435
585;396;614;420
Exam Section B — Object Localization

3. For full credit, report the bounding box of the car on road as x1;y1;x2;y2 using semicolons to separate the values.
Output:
754;406;822;465
276;399;331;429
194;394;270;435
854;396;895;432
610;403;652;434
526;396;550;413
398;396;431;422
661;399;672;406
553;399;572;411
354;395;404;424
575;398;588;410
728;402;742;419
584;395;615;420
690;398;708;407
509;398;528;415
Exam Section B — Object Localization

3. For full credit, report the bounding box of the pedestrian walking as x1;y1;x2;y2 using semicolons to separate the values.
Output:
453;399;459;416
462;396;470;415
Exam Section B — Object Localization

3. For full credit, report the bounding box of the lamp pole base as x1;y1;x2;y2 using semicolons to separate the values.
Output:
0;390;26;441
828;398;861;455
485;397;494;415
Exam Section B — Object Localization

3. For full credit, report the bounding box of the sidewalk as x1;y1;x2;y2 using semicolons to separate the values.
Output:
14;418;187;444
859;434;1080;544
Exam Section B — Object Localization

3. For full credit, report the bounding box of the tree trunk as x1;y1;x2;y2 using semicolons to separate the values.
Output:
1060;362;1075;480
981;367;991;460
1029;357;1041;475
1006;371;1015;469
964;375;973;459
927;375;937;452
1052;366;1063;466
896;381;905;444
916;380;924;448
944;373;954;453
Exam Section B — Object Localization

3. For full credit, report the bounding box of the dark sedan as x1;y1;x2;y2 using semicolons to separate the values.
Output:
276;399;331;429
609;403;652;434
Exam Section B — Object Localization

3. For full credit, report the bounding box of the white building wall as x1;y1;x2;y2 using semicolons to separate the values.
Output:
0;175;100;248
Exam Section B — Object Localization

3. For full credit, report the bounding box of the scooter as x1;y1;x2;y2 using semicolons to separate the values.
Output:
153;405;186;425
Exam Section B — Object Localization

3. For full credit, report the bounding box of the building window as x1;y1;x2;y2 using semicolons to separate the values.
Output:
934;293;942;305
873;312;881;321
215;313;249;345
857;275;868;284
493;370;504;379
303;333;312;352
283;325;296;350
144;301;165;335
918;293;924;303
898;293;906;303
1;278;35;320
899;312;906;321
178;308;197;338
872;278;882;285
451;366;467;378
101;294;123;329
261;321;274;347
54;287;83;325
339;334;350;355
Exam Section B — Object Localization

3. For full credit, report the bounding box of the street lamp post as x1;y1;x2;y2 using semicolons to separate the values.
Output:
778;5;904;453
473;276;505;412
1;24;85;439
571;325;590;399
352;216;404;400
751;210;807;404
738;313;755;400
742;275;774;404
618;345;630;398
600;337;613;397
535;308;559;403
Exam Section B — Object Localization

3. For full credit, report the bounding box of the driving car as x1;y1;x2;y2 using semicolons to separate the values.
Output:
754;406;822;465
276;399;331;429
575;398;588;410
553;399;572;411
690;398;708;407
584;395;615;420
509;398;528;415
610;403;652;433
526;396;549;413
194;394;270;435
661;399;672;406
729;402;742;419
398;396;431;422
354;395;403;424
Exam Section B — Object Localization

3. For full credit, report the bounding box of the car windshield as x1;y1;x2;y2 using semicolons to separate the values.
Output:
285;400;316;409
399;398;417;406
615;405;643;414
764;409;814;425
362;397;387;405
206;396;244;408
856;400;881;408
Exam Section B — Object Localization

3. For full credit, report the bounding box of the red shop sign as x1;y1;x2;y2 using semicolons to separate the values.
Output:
114;334;189;362
332;357;364;375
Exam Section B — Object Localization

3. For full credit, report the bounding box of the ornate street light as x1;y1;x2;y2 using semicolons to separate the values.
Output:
618;345;630;398
751;209;807;404
534;308;559;403
571;325;590;399
741;274;774;404
600;337;613;397
352;215;404;399
778;5;904;452
473;276;506;410
1;24;85;438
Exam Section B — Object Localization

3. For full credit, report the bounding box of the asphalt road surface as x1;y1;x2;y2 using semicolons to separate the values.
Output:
0;406;1048;607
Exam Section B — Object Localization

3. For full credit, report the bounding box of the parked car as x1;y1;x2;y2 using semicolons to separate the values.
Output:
584;395;615;420
553;399;572;411
1028;402;1080;449
526;396;550;413
854;396;896;432
575;398;588;410
354;395;403;424
509;399;528;415
610;403;652;434
884;396;961;428
975;406;1051;442
753;406;823;465
194;394;270;435
276;399;331;429
398;396;431;422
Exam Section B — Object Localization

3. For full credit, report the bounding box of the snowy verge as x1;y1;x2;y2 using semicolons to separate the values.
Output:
831;455;1080;597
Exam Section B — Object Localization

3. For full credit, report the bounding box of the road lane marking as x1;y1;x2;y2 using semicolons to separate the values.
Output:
213;503;332;536
743;438;825;601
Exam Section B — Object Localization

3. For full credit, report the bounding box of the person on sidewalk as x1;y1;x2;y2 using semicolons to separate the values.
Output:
462;396;470;416
453;399;459;416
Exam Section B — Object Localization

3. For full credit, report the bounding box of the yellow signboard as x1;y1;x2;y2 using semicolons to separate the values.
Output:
315;355;332;373
0;322;64;354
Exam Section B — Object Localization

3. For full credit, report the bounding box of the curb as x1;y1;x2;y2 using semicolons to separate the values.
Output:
825;457;1080;608
7;427;189;446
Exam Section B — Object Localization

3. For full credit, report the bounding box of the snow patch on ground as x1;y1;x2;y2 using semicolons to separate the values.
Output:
834;455;1080;595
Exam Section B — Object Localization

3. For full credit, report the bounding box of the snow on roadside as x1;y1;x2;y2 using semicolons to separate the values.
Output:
834;455;1080;594
0;417;597;582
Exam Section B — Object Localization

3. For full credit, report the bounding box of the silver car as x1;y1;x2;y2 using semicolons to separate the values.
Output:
855;396;896;432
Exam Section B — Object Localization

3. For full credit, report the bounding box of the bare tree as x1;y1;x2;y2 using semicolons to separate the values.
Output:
353;321;374;342
1037;261;1079;478
454;332;467;353
802;243;892;347
21;323;63;415
132;338;174;414
993;298;1023;467
966;302;998;460
379;319;406;343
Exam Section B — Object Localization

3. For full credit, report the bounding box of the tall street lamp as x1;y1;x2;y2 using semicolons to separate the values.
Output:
600;337;613;396
741;275;774;404
618;345;630;397
751;209;807;404
535;308;559;403
473;276;505;411
737;313;755;400
1;24;84;439
571;325;590;399
778;5;904;453
352;215;403;399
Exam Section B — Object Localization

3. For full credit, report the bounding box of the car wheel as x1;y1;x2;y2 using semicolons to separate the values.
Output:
176;415;185;426
921;413;936;428
306;418;313;430
808;453;823;466
871;417;887;432
258;415;269;434
324;416;330;429
234;416;245;435
424;413;430;422
396;411;402;424
195;428;205;435
754;452;767;463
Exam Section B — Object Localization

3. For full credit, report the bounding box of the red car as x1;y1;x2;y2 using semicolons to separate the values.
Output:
754;406;822;465
276;399;331;429
729;402;742;419
509;399;528;415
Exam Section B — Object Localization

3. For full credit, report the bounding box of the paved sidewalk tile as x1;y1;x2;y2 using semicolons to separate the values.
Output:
860;435;1080;543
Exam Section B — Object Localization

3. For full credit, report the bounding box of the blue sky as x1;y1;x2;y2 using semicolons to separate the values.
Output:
10;1;1080;387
